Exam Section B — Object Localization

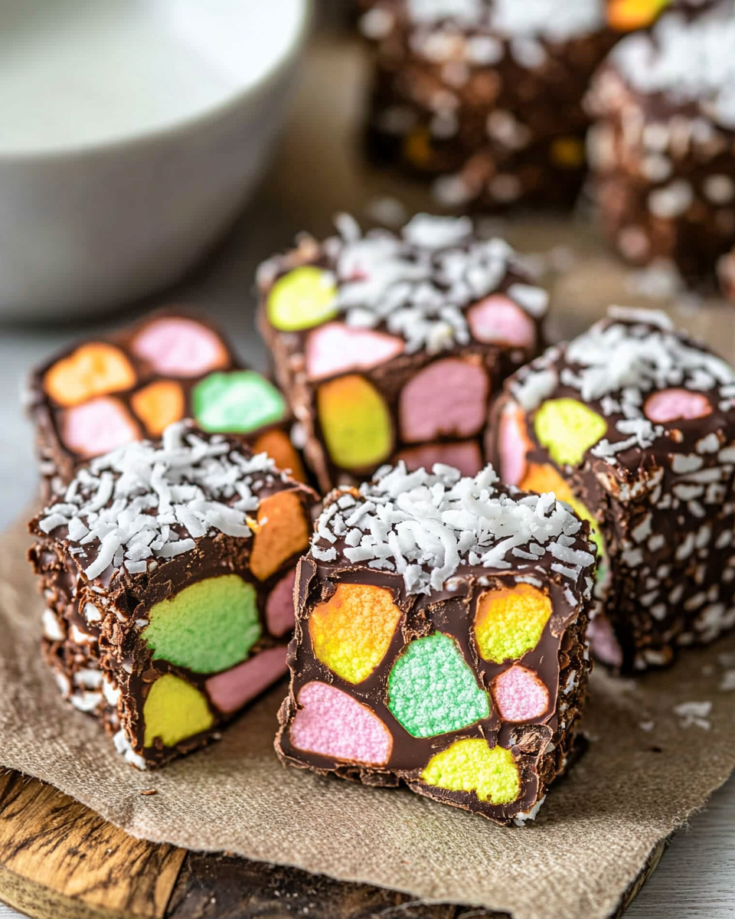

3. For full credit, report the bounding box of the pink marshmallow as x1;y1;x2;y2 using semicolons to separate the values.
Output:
493;666;549;722
305;322;404;381
131;317;227;377
644;388;712;423
498;403;528;487
266;570;297;637
398;441;482;477
468;295;536;350
399;358;489;443
206;646;288;714
62;397;139;459
587;615;623;669
290;681;392;765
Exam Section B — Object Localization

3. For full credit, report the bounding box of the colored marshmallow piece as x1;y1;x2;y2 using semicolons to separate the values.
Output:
521;463;606;569
398;441;482;477
206;645;288;714
305;322;405;381
143;575;261;674
467;295;537;350
309;583;402;684
420;738;520;805
388;632;490;738
266;569;297;637
290;681;393;765
131;380;185;437
474;583;552;664
250;490;311;582
253;428;307;484
608;0;670;31
587;614;624;668
498;402;532;487
131;317;229;377
534;398;607;467
61;397;141;459
193;371;287;435
644;388;712;423
267;267;339;332
318;374;393;470
492;665;550;722
143;674;214;748
399;358;489;443
44;343;136;408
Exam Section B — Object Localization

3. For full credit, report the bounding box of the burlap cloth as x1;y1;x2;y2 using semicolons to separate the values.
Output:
1;511;735;919
3;34;735;919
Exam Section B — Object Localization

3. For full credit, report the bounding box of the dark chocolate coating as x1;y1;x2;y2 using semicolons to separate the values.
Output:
586;16;735;286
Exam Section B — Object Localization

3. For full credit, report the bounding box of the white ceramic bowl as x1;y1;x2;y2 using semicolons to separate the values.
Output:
0;0;310;320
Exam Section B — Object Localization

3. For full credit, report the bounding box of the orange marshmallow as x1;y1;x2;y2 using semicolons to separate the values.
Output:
44;343;136;408
309;583;403;684
253;429;307;484
131;380;185;437
250;490;311;581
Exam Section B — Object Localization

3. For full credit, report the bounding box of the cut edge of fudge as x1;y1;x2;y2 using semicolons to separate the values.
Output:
275;460;596;826
359;0;615;211
586;4;735;284
28;420;318;769
28;308;306;497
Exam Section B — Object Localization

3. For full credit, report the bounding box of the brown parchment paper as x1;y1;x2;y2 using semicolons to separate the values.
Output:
4;34;735;919
2;516;735;919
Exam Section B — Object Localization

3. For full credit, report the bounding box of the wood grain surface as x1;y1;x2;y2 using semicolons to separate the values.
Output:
0;769;663;919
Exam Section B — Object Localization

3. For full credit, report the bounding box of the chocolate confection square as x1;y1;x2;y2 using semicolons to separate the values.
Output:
359;0;617;210
586;3;735;286
488;306;735;672
275;461;596;826
28;422;317;769
28;310;306;497
257;214;548;492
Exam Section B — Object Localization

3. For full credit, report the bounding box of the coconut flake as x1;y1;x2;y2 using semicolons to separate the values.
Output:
311;462;594;595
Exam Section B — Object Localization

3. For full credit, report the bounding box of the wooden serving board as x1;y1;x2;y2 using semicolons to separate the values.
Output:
0;769;665;919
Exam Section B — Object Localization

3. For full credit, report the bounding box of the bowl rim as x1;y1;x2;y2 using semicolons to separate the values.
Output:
0;0;312;164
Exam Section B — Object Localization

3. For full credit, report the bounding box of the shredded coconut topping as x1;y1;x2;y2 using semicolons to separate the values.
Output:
565;313;733;400
271;214;546;354
612;6;735;129
311;462;595;595
405;0;603;41
511;309;734;461
36;423;283;581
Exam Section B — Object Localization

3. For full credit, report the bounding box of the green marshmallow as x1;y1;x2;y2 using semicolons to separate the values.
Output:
193;371;286;434
388;633;490;738
534;398;607;467
143;575;261;674
267;267;339;332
